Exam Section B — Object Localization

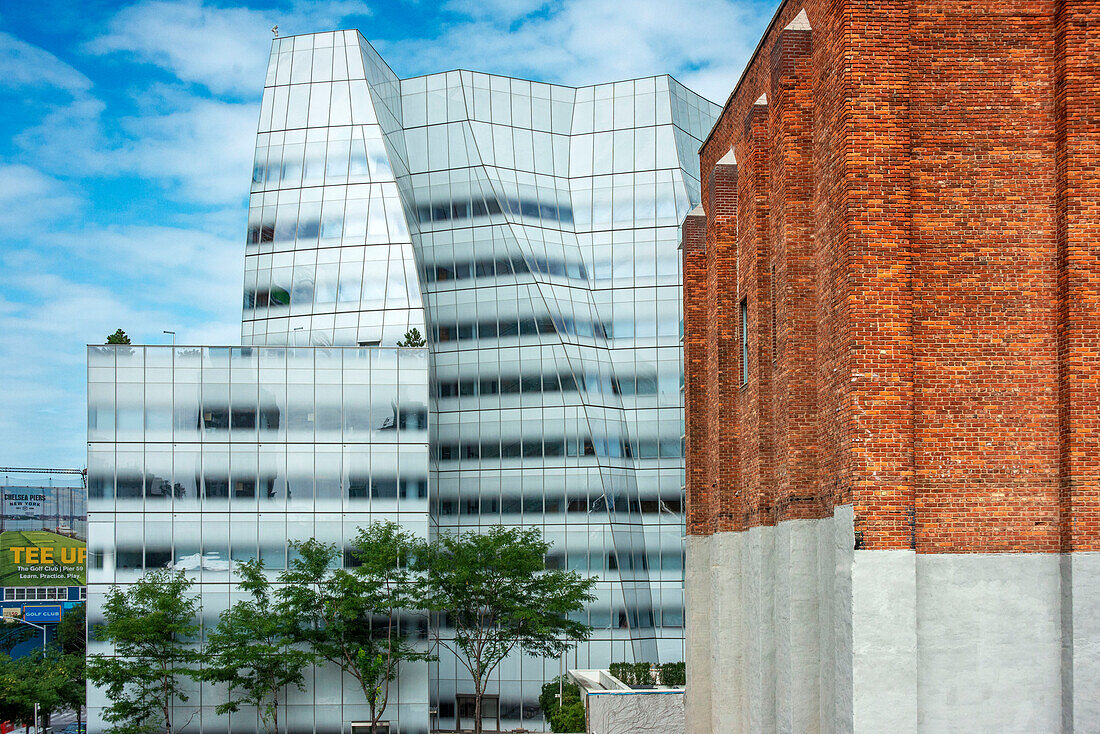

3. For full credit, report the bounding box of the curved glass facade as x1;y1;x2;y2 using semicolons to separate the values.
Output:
88;29;718;734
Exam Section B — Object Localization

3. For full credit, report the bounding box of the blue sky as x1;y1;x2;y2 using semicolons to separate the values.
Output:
0;0;772;469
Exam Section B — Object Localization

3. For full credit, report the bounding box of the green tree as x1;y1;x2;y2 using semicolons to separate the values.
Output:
57;651;86;733
0;653;38;729
395;327;426;347
550;701;585;733
106;329;131;344
346;522;434;730
87;569;203;734
278;534;431;732
539;675;585;733
53;605;88;729
200;559;314;734
417;526;597;734
57;603;86;656
0;649;79;732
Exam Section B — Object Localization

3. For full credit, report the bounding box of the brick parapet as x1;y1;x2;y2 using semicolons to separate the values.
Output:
1056;0;1100;553
735;101;776;529
709;162;742;533
682;210;710;536
768;27;822;523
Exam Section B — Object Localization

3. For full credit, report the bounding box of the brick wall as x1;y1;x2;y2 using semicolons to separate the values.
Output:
683;0;1100;552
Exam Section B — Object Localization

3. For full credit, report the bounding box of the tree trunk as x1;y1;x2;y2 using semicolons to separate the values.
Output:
474;679;482;734
77;705;82;734
162;675;173;734
272;696;279;734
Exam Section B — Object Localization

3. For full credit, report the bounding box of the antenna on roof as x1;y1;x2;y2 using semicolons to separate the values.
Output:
271;25;279;38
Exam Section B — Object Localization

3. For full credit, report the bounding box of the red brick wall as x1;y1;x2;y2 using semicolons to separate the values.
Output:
738;101;776;530
768;27;818;522
683;210;710;536
1056;0;1100;553
911;1;1059;552
683;0;1100;552
707;163;741;532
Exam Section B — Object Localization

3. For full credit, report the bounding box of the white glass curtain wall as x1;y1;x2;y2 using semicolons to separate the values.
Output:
87;345;431;733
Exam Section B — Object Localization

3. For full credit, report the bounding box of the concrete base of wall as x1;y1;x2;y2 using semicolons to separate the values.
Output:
587;691;685;734
1064;552;1100;733
685;508;854;734
685;510;1100;733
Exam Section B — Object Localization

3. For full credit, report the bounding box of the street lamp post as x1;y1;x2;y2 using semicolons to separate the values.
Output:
2;615;47;652
163;330;176;346
3;616;48;734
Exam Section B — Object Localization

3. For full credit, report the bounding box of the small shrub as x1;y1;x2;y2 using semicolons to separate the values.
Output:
540;675;583;732
608;662;632;684
659;661;686;687
609;661;654;686
549;701;585;732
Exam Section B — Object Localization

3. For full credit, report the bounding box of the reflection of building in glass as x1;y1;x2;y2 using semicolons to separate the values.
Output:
88;29;717;733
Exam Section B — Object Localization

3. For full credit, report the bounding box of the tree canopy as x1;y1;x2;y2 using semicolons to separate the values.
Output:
417;526;597;734
73;523;596;734
396;327;426;347
0;648;86;731
87;569;202;734
278;533;432;731
201;558;313;733
57;603;86;656
345;522;434;729
106;329;131;344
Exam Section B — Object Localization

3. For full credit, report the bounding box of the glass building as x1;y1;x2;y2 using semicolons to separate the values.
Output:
88;30;718;733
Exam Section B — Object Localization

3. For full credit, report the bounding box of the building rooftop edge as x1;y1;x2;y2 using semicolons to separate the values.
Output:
269;29;722;107
699;0;790;153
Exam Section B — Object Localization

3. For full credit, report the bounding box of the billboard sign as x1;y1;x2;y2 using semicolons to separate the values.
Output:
1;489;46;518
0;531;86;587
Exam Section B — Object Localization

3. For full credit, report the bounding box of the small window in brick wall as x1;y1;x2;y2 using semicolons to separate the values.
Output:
740;297;749;385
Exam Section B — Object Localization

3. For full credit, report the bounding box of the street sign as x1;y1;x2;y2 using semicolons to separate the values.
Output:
23;605;62;623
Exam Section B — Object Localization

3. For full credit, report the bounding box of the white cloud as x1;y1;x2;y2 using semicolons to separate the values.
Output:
13;89;254;206
0;30;93;95
0;164;82;230
0;278;227;466
440;0;550;20
88;0;373;96
12;94;110;173
117;98;258;205
382;0;770;103
21;222;245;321
14;0;373;208
0;280;158;465
0;226;244;465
